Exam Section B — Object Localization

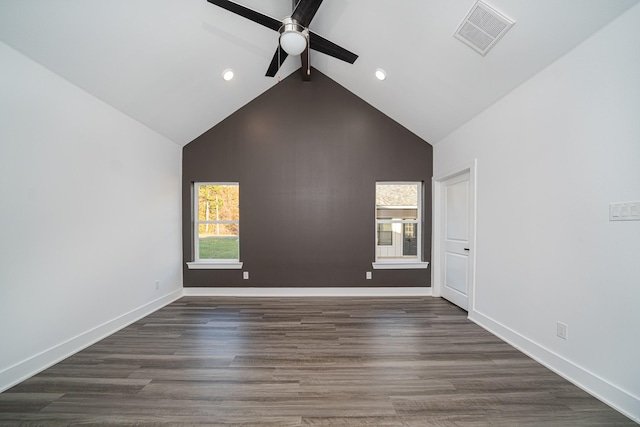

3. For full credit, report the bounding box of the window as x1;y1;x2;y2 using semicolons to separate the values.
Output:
373;182;428;269
187;182;242;269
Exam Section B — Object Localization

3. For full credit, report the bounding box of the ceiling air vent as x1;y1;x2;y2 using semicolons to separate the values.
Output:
454;1;514;56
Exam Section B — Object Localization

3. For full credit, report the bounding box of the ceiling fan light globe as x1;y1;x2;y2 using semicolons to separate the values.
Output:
280;31;307;56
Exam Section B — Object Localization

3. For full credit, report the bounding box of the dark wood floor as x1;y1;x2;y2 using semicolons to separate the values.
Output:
0;297;634;426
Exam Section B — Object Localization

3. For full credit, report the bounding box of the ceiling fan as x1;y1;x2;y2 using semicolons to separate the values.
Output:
206;0;358;81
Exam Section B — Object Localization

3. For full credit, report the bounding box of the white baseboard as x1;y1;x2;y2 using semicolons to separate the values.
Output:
183;287;433;297
0;288;183;393
469;309;640;424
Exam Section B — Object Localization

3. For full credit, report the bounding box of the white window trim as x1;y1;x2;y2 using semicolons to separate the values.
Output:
372;261;429;270
187;261;243;270
192;182;240;266
374;181;425;268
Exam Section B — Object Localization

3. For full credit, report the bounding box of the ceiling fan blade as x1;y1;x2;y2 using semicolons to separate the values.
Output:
309;31;358;64
291;0;323;28
266;46;289;77
207;0;281;32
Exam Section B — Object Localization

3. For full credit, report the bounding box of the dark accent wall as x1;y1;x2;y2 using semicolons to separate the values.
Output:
183;69;433;287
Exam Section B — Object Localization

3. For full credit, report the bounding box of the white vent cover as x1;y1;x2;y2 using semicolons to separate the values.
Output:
454;1;514;56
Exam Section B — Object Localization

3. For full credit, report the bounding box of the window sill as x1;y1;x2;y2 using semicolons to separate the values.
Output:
372;261;430;270
187;262;243;270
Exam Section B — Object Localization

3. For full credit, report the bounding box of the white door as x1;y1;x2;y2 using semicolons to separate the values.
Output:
441;172;471;310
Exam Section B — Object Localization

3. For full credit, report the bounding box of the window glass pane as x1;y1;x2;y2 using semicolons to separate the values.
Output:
198;184;239;221
403;224;418;256
375;222;418;260
198;223;238;236
376;184;418;206
199;234;239;260
377;224;393;246
376;208;417;220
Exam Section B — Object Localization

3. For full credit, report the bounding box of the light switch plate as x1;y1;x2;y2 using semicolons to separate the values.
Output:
610;201;640;221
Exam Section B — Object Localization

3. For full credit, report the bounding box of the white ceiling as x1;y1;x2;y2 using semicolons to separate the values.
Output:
0;0;637;146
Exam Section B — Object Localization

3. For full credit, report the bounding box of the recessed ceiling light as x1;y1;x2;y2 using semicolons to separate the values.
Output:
222;69;234;81
375;68;386;81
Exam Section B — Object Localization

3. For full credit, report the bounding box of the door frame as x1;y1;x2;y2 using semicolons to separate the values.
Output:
432;159;477;313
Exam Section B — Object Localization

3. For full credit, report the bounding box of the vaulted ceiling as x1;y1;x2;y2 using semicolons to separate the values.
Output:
0;0;637;146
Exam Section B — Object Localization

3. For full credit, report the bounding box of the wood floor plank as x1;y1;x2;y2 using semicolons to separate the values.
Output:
0;296;634;425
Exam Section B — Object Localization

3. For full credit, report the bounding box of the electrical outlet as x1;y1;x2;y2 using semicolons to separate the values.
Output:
243;271;249;280
366;271;372;280
154;280;160;291
557;321;568;340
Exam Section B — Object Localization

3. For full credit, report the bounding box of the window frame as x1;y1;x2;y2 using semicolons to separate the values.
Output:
187;182;242;270
372;181;429;270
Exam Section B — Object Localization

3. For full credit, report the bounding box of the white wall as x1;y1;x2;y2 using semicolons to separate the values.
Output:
434;4;640;421
0;42;183;390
